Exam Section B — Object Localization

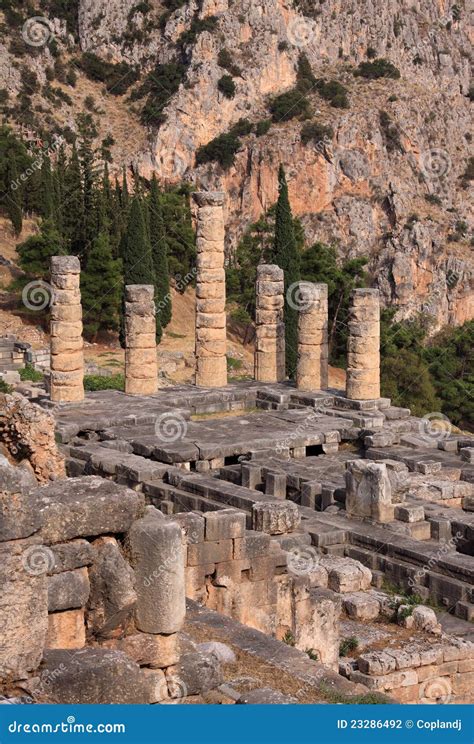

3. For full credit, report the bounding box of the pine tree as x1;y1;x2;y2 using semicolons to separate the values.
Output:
120;196;160;345
149;174;171;328
7;157;22;236
17;220;64;277
81;231;122;340
272;164;300;379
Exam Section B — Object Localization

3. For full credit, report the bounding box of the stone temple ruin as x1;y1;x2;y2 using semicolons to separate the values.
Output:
1;192;473;705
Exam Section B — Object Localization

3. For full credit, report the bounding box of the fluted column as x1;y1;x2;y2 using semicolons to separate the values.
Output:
50;256;84;403
346;288;380;400
296;282;328;391
124;285;158;396
254;264;285;383
193;192;227;387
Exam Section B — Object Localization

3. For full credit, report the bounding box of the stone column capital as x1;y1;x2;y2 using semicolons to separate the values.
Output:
192;191;225;207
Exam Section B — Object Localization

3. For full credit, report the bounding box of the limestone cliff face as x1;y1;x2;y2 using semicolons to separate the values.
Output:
1;0;472;329
126;0;472;330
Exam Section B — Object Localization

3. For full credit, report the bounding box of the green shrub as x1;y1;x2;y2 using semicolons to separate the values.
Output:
354;58;401;79
135;61;186;127
218;74;236;99
19;364;44;383
339;637;359;656
255;119;272;137
269;89;311;121
366;46;377;59
425;194;442;206
460;156;474;187
178;15;218;49
226;356;243;371
282;630;295;646
301;121;333;146
83;373;125;391
217;48;241;77
379;110;403;152
195;119;253;169
0;379;12;394
316;78;350;108
77;53;139;95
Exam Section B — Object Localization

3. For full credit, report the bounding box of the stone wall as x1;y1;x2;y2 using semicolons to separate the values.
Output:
193;192;227;388
254;264;285;383
350;639;474;704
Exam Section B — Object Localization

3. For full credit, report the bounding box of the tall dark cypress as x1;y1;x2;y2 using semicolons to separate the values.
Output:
62;144;84;255
40;154;55;220
7;157;22;236
149;174;171;328
272;164;300;379
120;196;160;345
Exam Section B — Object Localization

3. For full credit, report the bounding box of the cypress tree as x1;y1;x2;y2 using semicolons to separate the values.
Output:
40;154;55;220
7;157;23;236
62;145;84;254
17;220;64;277
272;164;300;379
78;133;98;256
120;196;160;345
149;174;171;328
81;230;122;340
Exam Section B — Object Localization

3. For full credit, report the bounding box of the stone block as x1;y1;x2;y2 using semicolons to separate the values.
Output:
234;531;271;560
187;539;233;566
87;537;137;638
394;504;425;523
343;592;380;620
204;509;246;541
166;651;223;697
0;538;48;680
37;477;144;544
48;567;90;612
345;459;393;523
40;649;148;703
102;632;179;668
252;501;300;535
46;609;85;650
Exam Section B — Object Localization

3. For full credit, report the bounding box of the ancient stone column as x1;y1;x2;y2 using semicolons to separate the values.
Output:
296;282;328;391
193;192;227;388
124;285;158;396
254;264;285;383
346;288;380;400
50;256;84;403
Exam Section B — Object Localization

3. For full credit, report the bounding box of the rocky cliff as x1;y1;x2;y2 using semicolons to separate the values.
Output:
1;0;472;329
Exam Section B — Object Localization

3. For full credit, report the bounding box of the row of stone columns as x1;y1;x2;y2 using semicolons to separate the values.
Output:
48;193;381;403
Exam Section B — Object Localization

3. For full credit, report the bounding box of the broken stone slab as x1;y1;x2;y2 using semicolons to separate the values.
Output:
0;458;42;540
101;632;179;668
127;513;185;634
36;476;144;544
48;567;90;612
319;557;372;593
197;642;236;665
237;688;297;704
343;592;380;621
460;448;474;463
40;649;148;703
252;501;301;535
0;537;48;680
87;537;137;638
46;609;85;650
412;605;441;634
166;651;223;697
345;459;394;523
50;540;94;574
